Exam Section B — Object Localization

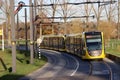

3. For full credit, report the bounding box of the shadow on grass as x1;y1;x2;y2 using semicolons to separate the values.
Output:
0;74;30;80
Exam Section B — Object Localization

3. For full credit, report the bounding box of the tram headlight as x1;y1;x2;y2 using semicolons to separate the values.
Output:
89;50;102;56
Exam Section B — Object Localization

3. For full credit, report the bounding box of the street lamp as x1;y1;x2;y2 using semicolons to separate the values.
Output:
14;1;25;15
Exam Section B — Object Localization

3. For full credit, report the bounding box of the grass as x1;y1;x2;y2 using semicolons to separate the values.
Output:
105;39;120;57
0;39;30;46
0;49;47;80
106;48;120;57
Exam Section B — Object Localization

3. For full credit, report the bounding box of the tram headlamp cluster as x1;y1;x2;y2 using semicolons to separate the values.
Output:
89;50;102;56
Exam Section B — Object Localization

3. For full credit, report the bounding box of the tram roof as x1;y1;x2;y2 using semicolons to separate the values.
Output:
65;33;82;37
42;34;65;38
82;31;102;35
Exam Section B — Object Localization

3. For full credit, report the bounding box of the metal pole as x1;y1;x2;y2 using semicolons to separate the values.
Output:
25;8;28;51
118;0;120;39
39;0;43;39
97;0;100;30
34;0;38;58
17;13;19;47
10;0;16;73
40;24;42;38
34;0;37;41
29;0;34;64
5;17;8;46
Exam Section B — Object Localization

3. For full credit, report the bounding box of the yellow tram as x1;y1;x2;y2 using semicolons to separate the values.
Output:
81;31;105;59
39;31;105;59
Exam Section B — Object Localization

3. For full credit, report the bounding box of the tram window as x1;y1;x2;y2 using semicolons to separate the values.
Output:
87;43;102;51
86;35;101;38
86;38;101;43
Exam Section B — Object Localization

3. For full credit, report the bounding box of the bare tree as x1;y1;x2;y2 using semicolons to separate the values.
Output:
50;0;59;34
36;0;44;38
103;0;116;22
58;0;78;34
0;0;11;45
80;0;93;31
91;0;104;29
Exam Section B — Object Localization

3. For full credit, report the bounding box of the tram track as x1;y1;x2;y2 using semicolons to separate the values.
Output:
85;61;92;80
103;61;113;80
19;49;120;80
24;49;82;80
87;60;113;80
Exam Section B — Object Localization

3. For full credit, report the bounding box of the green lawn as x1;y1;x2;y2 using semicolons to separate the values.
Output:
105;39;120;57
106;48;120;57
0;49;47;80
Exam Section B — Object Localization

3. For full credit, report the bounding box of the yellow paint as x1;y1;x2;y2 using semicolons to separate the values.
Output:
12;41;15;45
0;29;2;35
30;41;34;45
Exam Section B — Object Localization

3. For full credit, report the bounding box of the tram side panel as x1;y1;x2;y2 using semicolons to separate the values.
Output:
48;37;52;49
55;37;59;50
65;37;70;52
52;37;57;50
59;37;65;51
69;37;74;54
54;37;59;50
42;37;48;49
65;35;82;56
66;37;74;53
75;38;83;57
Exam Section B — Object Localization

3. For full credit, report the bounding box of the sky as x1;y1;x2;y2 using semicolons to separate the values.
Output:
15;0;117;22
15;0;94;23
0;0;118;24
15;0;30;22
0;0;30;24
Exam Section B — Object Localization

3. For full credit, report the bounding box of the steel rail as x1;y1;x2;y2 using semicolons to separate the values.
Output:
103;61;113;80
84;61;93;80
87;60;113;80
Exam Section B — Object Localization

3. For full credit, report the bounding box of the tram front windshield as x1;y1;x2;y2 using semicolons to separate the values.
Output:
85;35;102;51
